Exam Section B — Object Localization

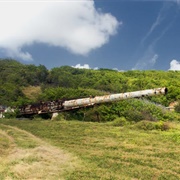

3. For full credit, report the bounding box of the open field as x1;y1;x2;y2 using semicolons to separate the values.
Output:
0;119;180;179
0;122;80;180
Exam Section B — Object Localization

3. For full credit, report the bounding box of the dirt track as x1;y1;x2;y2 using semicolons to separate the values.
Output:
0;124;80;180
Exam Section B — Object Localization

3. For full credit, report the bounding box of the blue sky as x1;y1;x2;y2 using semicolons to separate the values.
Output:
0;0;180;70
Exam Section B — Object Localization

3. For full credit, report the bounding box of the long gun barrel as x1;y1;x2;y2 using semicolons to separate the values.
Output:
63;87;168;110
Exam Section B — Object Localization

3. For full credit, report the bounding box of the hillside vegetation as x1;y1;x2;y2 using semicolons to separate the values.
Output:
0;59;180;122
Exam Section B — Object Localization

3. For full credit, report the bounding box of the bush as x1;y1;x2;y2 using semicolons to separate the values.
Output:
111;117;129;126
3;112;17;119
116;99;177;122
135;120;171;131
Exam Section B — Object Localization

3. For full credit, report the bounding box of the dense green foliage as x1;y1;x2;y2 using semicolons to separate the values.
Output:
0;59;180;121
0;59;48;106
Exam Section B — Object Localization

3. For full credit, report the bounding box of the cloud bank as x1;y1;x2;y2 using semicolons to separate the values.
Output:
169;60;180;70
0;1;120;61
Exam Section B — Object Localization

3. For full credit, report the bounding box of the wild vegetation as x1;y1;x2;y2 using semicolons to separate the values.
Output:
0;58;180;179
0;58;180;121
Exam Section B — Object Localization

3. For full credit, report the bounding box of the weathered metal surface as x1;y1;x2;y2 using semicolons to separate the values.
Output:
17;87;167;116
63;87;168;109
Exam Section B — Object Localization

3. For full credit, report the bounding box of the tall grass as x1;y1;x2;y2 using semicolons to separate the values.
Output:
0;119;180;179
0;123;80;180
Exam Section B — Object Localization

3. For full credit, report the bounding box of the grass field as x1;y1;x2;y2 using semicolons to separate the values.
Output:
0;118;180;179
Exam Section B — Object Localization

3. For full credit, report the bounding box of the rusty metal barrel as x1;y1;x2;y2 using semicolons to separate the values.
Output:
63;87;168;109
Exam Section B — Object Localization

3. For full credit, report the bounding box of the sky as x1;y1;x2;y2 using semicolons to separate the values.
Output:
0;0;180;71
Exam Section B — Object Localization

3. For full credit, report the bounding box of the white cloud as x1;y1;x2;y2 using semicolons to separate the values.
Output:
176;0;180;5
151;54;158;65
133;43;158;70
133;54;158;70
169;60;180;70
0;0;120;61
141;10;163;45
72;63;99;70
72;64;91;69
141;3;172;46
134;2;174;70
73;64;126;71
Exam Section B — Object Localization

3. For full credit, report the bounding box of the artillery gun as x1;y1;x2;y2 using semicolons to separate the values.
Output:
18;87;167;116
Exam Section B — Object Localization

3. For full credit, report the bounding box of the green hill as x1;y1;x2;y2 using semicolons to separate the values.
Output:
0;58;180;121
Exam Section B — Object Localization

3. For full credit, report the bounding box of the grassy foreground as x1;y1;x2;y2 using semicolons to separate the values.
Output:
0;119;180;180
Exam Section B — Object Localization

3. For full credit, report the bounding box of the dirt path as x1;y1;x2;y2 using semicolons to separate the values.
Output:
0;124;81;180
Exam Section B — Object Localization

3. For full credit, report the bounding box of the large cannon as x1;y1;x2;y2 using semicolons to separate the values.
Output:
63;87;168;110
18;87;167;115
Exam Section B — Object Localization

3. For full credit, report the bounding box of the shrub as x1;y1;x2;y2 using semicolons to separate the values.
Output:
111;117;129;126
3;112;16;119
116;99;177;122
135;120;171;131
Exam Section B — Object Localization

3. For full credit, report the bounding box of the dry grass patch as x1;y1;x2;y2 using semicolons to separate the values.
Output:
0;124;81;180
22;86;42;101
8;145;78;179
0;130;14;156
